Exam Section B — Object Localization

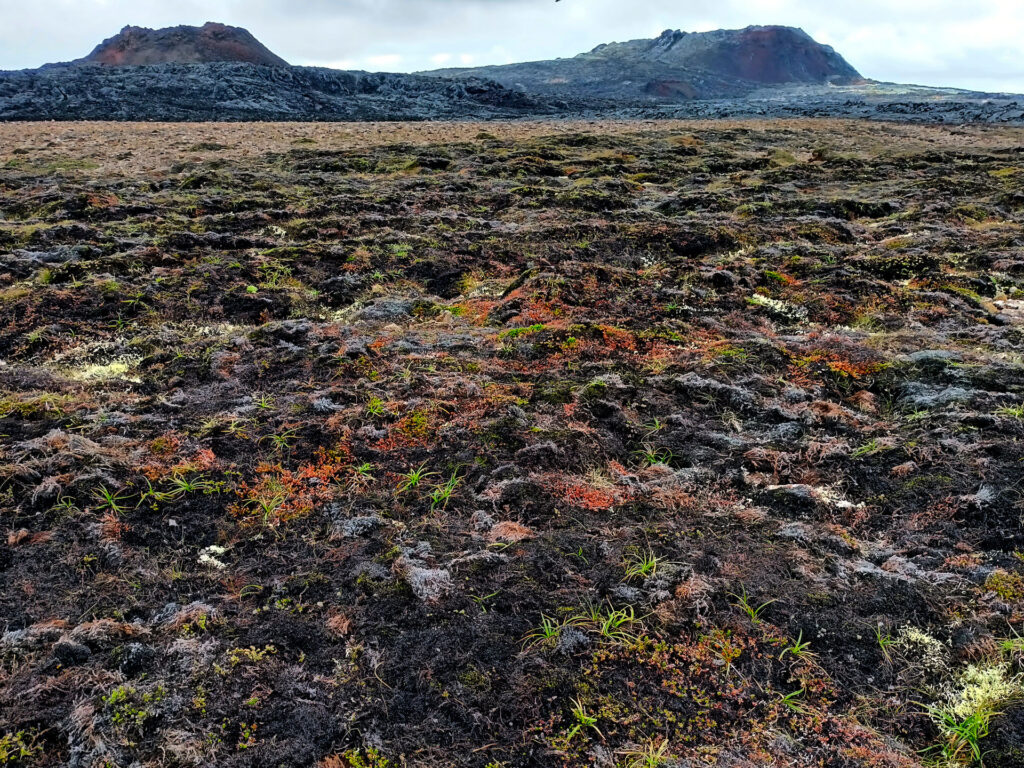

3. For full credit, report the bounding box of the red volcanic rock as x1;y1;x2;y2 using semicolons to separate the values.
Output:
670;26;865;85
79;22;289;67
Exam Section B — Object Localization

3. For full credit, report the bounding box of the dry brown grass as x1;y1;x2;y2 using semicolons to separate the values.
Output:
2;118;1023;177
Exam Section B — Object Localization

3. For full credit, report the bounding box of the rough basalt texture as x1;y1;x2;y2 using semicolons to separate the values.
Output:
3;64;1021;125
77;22;290;68
2;119;1024;766
426;25;863;100
0;62;554;121
624;82;1024;124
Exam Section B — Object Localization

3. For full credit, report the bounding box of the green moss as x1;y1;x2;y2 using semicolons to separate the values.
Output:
0;730;42;764
457;666;492;691
43;158;99;173
734;201;773;218
342;748;390;768
882;236;913;251
989;167;1021;178
499;324;546;340
714;346;749;364
0;393;73;419
985;570;1024;601
398;409;431;440
534;380;576;405
103;684;165;734
944;284;986;308
770;149;798;167
865;251;939;279
953;203;991;221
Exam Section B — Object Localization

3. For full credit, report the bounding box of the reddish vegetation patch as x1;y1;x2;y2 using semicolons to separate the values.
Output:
488;521;535;543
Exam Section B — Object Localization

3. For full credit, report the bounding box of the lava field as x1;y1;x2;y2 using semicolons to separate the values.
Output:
2;119;1024;767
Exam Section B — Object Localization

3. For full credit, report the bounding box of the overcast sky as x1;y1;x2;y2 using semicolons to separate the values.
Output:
1;0;1021;93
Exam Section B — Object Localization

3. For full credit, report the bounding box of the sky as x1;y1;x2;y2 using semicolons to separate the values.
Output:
0;0;1022;94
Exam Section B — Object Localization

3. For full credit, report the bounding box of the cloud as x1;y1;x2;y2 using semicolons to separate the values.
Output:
0;0;1021;93
366;54;403;69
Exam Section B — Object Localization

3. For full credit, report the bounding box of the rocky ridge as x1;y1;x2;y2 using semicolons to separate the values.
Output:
0;62;553;121
425;25;863;100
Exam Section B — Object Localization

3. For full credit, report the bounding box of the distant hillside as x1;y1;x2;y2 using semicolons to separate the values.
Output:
77;22;289;68
424;26;864;100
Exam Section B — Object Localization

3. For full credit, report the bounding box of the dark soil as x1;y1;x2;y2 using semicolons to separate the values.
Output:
1;119;1024;768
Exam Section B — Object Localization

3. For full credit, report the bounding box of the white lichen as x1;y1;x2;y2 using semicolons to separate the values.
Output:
895;626;949;672
198;545;229;570
64;356;142;382
747;293;808;322
945;663;1024;720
